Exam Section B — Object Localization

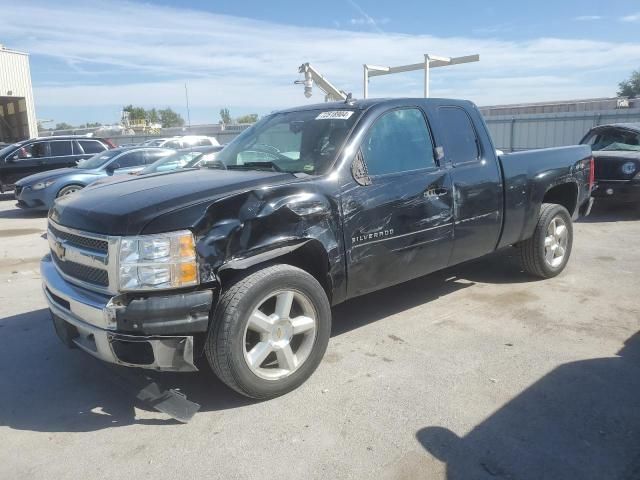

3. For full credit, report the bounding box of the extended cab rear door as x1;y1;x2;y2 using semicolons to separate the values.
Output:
429;103;503;265
341;106;454;298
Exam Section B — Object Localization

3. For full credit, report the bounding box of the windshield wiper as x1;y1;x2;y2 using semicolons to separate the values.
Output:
228;161;284;172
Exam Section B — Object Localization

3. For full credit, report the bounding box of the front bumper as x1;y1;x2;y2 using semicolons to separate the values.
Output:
15;185;50;210
41;254;212;372
592;180;640;203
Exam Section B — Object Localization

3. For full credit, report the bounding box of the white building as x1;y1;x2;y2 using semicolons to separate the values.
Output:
0;45;37;142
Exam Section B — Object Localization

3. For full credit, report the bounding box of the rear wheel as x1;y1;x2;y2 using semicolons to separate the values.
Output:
57;184;83;198
518;203;573;278
206;264;331;399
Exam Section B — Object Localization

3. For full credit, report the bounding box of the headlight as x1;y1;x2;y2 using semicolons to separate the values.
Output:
32;179;56;191
118;230;198;291
622;162;637;175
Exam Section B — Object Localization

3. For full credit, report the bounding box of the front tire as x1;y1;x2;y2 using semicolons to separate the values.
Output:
206;264;331;399
57;184;83;198
518;203;573;278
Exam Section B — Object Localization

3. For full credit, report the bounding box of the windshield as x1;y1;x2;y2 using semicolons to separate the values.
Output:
139;151;202;175
77;149;121;169
215;109;360;175
584;128;640;151
0;143;22;157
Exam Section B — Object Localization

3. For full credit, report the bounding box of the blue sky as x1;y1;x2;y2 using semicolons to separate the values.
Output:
1;0;640;126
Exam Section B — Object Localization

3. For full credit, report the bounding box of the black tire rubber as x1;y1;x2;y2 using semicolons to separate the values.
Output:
206;264;331;399
518;203;573;278
57;184;84;198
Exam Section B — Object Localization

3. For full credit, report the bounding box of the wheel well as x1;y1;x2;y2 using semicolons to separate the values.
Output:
542;183;577;216
218;241;333;302
57;183;84;196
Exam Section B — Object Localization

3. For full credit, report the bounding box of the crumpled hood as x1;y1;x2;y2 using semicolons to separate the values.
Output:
16;167;100;186
49;168;297;235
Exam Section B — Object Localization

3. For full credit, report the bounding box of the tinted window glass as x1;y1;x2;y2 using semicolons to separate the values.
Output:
18;142;48;159
438;107;479;165
361;108;435;176
50;141;73;157
115;151;145;168
79;140;106;154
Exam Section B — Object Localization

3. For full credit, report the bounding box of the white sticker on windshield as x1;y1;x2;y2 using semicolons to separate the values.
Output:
315;111;354;120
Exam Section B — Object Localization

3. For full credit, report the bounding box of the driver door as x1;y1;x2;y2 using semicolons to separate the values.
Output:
341;107;454;298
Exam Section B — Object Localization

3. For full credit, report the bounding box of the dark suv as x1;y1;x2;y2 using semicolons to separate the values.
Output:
0;136;114;192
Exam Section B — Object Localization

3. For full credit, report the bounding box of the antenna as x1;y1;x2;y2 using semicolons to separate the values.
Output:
184;83;192;128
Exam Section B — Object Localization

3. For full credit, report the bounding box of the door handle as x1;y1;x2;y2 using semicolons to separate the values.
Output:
424;187;449;198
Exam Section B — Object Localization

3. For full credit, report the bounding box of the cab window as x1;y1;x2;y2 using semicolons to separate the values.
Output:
438;107;480;165
361;108;436;176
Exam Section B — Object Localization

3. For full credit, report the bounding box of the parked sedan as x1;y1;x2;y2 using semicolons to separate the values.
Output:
88;145;225;189
14;146;174;210
580;123;640;203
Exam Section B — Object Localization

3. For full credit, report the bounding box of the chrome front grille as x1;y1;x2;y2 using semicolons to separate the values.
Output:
48;224;108;253
47;220;119;295
51;251;109;287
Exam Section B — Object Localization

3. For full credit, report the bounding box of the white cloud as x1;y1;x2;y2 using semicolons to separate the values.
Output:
574;15;603;21
620;12;640;22
1;0;639;113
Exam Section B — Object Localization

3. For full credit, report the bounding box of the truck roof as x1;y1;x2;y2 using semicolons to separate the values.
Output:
276;97;475;114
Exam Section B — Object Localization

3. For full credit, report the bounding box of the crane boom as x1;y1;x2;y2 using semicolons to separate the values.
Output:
295;63;347;102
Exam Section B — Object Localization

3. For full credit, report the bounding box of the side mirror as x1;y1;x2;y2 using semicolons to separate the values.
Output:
434;146;445;162
106;164;118;174
351;150;371;186
7;154;19;163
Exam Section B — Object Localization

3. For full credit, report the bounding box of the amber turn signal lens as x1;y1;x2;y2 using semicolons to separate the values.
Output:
178;262;198;285
178;234;196;258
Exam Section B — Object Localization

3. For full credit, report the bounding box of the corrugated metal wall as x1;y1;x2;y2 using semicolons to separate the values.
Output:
0;47;37;140
481;99;640;152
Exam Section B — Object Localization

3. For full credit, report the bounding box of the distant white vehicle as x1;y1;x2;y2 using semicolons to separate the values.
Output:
156;135;220;149
142;138;170;147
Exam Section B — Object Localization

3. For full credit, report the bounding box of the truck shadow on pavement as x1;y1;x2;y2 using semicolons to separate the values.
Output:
332;248;535;336
0;309;254;432
416;331;640;480
0;252;545;432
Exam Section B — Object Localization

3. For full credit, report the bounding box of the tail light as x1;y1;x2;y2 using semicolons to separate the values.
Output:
588;156;595;191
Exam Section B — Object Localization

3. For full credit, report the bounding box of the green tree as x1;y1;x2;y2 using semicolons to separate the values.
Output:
159;107;185;128
147;108;160;124
55;122;74;130
122;104;147;121
618;70;640;98
236;113;259;124
219;108;232;124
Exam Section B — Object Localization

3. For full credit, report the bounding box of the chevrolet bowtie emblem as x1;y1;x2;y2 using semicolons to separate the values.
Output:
53;240;66;261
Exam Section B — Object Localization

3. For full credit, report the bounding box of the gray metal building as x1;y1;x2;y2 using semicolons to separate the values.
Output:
480;97;640;152
0;45;37;143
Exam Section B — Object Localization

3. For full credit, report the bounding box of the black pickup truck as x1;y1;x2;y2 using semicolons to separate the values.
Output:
42;98;594;399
